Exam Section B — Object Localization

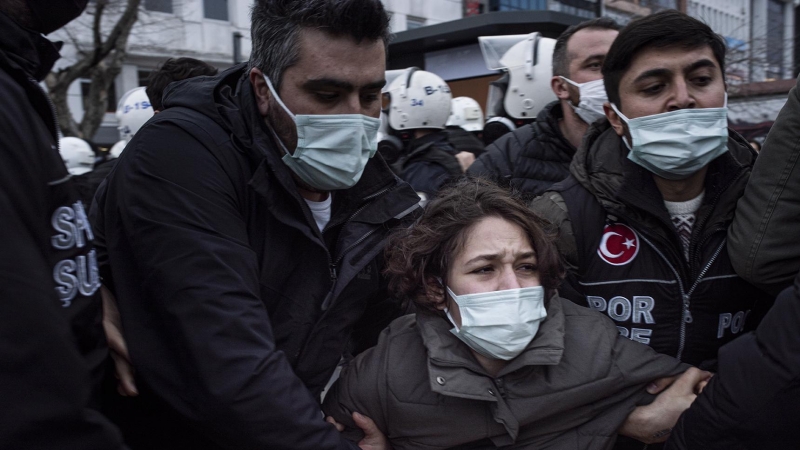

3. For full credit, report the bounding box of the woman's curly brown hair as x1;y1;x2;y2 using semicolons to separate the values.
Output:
384;177;564;313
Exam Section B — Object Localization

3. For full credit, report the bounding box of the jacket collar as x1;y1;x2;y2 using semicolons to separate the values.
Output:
417;293;566;388
537;101;576;152
0;11;61;81
570;119;755;227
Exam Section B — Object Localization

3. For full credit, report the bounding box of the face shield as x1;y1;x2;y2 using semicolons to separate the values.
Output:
381;69;410;113
486;72;510;119
479;34;532;71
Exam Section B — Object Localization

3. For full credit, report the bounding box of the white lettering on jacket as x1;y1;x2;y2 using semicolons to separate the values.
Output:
717;310;751;338
51;202;99;307
589;295;656;344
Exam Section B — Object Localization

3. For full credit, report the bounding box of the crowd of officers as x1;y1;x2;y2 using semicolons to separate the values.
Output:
2;0;799;449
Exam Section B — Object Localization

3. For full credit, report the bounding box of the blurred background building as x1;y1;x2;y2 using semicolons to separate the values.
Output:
49;0;800;145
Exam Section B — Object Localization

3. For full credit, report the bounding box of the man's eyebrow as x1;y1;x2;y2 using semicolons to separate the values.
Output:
302;78;386;91
684;59;717;74
581;54;606;64
633;68;672;84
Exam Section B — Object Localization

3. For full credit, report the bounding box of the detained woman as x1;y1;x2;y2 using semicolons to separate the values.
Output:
323;178;699;449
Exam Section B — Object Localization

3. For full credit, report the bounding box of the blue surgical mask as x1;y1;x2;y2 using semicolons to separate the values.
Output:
611;97;729;180
444;286;547;361
264;75;381;191
560;77;608;125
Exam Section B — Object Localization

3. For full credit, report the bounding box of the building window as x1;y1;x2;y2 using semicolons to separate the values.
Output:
766;0;784;79
491;0;547;11
144;0;172;13
204;0;228;21
406;16;426;30
138;70;153;88
81;80;117;114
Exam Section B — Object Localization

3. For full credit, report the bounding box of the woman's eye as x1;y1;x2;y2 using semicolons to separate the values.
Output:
472;266;494;274
518;264;538;272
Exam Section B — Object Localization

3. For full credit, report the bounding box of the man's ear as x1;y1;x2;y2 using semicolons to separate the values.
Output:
551;76;571;100
249;68;270;117
604;102;626;137
424;276;447;311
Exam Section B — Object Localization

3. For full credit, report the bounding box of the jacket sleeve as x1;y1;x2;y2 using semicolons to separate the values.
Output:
99;119;356;450
322;326;389;443
728;73;800;295
0;72;126;450
466;131;516;180
666;270;800;450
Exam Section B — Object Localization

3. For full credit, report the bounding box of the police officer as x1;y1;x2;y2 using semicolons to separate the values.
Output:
0;0;125;447
469;19;621;197
92;1;417;448
530;10;774;447
382;68;472;201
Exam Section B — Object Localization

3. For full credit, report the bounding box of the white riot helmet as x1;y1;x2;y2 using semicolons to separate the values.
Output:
59;137;95;175
384;68;452;132
446;97;484;132
480;32;557;120
108;139;127;159
116;87;154;142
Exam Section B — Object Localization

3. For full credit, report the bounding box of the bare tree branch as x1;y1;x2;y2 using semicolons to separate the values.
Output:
46;0;142;139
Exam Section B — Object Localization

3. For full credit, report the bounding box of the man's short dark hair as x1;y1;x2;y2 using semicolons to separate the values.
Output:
602;10;727;108
552;17;621;78
146;58;218;111
249;0;391;90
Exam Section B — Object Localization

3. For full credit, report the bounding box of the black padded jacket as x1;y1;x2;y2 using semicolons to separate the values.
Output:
467;101;576;198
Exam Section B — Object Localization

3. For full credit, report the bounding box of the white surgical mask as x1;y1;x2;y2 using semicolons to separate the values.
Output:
611;97;729;180
263;75;381;191
444;286;547;361
561;77;608;125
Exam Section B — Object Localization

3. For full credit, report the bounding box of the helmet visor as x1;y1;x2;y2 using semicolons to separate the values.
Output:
479;34;531;70
485;73;510;119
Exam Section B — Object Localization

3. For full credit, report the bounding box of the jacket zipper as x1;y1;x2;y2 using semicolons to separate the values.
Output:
638;233;726;361
320;185;395;311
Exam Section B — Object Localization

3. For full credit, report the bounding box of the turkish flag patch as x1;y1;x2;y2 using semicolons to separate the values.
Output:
597;223;639;266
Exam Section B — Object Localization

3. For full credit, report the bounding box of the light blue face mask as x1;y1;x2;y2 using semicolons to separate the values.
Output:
264;75;381;191
611;96;729;181
444;285;547;361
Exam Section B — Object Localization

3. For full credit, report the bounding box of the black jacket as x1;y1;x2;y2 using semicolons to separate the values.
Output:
0;11;124;450
398;131;462;198
467;101;576;197
667;269;800;449
92;64;421;450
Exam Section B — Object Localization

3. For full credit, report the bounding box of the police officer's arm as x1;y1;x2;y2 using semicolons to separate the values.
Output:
728;73;800;295
667;271;800;449
103;120;357;450
0;76;126;450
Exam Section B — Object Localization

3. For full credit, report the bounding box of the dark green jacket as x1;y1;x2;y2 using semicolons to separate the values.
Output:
323;295;686;449
728;73;800;295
